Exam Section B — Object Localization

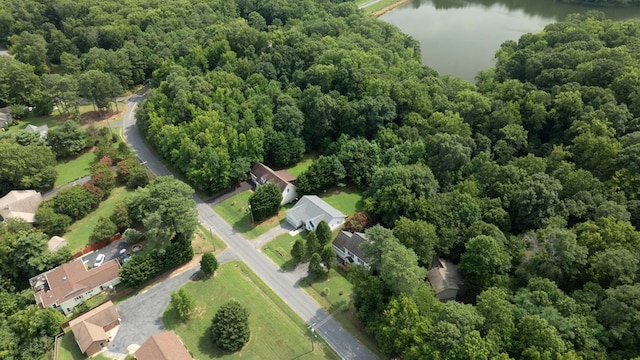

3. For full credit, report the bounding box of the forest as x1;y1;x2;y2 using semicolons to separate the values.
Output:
1;0;640;359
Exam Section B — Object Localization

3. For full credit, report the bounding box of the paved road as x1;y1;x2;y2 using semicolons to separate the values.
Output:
122;89;377;359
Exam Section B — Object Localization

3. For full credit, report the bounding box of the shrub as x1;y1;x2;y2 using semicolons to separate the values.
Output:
53;185;95;220
90;216;117;244
200;252;218;276
171;288;194;322
35;203;71;236
248;183;282;222
344;212;369;233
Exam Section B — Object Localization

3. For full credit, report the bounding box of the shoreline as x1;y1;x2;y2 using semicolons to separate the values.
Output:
372;0;414;17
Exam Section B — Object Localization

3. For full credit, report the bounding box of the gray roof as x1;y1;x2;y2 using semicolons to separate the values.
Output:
250;162;292;193
290;195;344;218
333;231;370;263
427;257;464;295
0;190;42;223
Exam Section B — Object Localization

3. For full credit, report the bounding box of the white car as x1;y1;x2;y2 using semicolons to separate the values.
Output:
94;254;106;267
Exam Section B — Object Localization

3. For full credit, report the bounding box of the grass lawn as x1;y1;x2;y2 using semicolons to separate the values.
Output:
263;231;307;270
54;150;96;187
57;332;111;360
163;261;339;360
321;188;364;216
213;190;286;239
193;224;227;255
64;187;135;253
285;154;316;178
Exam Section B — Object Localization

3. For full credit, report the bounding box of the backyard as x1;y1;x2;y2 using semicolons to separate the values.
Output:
320;188;364;216
163;261;339;360
63;187;135;252
57;332;111;360
54;149;96;187
285;154;316;177
213;190;288;239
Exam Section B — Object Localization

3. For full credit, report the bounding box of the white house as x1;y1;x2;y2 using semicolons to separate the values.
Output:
286;195;345;231
249;162;297;205
30;258;121;314
427;257;464;302
332;231;370;268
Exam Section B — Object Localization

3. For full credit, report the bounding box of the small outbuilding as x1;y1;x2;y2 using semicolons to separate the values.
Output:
427;257;464;302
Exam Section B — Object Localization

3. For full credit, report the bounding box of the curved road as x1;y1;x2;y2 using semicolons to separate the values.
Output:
122;90;377;359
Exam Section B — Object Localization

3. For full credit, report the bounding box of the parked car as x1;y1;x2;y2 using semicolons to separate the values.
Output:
94;253;106;267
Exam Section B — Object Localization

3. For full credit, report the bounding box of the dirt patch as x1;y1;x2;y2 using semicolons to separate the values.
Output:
79;109;123;128
372;0;413;17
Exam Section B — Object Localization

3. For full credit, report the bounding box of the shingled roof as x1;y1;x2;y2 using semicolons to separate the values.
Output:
136;331;192;360
69;301;119;354
0;190;42;223
333;231;370;264
31;258;120;308
250;162;294;193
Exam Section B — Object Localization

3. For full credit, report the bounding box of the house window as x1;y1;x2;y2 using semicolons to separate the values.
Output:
74;295;83;301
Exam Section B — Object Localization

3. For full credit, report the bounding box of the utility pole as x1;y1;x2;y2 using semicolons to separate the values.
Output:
248;204;254;224
309;326;315;352
210;227;215;251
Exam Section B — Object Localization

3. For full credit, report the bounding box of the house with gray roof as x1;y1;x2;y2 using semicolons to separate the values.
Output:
286;195;345;231
0;190;43;223
332;231;371;268
25;124;49;138
427;257;464;302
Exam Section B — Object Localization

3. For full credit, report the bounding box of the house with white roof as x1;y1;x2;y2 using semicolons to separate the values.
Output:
286;195;345;231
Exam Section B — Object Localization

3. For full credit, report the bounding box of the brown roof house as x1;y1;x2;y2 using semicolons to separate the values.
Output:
135;331;193;360
427;257;464;302
0;107;12;128
332;231;371;268
30;258;121;315
0;190;43;223
250;162;297;205
69;301;120;357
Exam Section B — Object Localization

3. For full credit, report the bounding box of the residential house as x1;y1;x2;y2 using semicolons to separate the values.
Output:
0;107;12;128
427;257;464;302
30;258;121;314
0;190;43;223
249;162;297;205
25;123;49;138
332;231;371;268
135;331;193;360
47;236;68;252
69;301;120;357
286;195;345;231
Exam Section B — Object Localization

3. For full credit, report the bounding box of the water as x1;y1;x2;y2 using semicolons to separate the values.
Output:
380;0;640;81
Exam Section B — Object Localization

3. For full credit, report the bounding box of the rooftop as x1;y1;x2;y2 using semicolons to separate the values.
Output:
69;301;120;353
250;162;295;193
135;331;192;360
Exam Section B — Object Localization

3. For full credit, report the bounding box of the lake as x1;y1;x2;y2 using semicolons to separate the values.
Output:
380;0;640;81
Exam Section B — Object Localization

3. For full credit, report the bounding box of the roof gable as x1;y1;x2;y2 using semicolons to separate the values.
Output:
70;301;119;353
250;162;294;193
136;331;192;360
333;231;370;263
0;190;42;222
289;195;344;220
427;258;463;294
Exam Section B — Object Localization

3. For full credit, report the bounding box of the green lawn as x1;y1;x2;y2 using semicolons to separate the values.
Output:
263;231;308;270
193;224;227;255
163;261;339;360
57;332;111;360
54;150;96;187
213;190;286;239
64;187;135;252
321;189;364;216
286;154;316;178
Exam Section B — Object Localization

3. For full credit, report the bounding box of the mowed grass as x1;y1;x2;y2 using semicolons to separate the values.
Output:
321;189;364;216
263;231;307;270
163;261;339;360
286;154;316;178
213;190;285;239
54;150;96;187
57;332;111;360
64;187;135;252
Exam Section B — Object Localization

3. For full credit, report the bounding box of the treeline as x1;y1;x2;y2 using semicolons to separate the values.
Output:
561;0;640;6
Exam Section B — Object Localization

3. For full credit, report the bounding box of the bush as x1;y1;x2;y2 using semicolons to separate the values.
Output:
53;185;95;219
344;212;369;233
171;288;194;322
90;216;117;244
89;163;116;196
211;300;250;351
200;252;218;276
117;157;149;188
35;203;71;236
119;236;193;287
110;201;131;232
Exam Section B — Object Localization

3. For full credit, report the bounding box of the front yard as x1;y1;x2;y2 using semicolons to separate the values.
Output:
213;190;287;239
57;332;111;360
163;261;339;360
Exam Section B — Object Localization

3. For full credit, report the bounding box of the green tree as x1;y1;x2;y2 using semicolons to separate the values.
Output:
90;217;117;244
393;217;437;267
9;31;48;75
200;252;218;276
291;239;305;264
53;185;95;220
248;183;282;222
41;74;79;117
47;120;90;158
110;201;131;232
459;235;511;295
597;284;640;358
306;231;320;257
211;300;250;351
315;221;332;246
78;69;123;115
0;139;57;194
320;245;337;270
515;315;567;359
35;204;71;236
308;253;325;278
377;294;430;357
171;288;195;322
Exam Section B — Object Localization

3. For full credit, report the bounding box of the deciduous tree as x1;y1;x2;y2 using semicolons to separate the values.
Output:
248;183;282;222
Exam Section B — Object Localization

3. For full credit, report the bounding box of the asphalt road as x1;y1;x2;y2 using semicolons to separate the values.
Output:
122;89;377;359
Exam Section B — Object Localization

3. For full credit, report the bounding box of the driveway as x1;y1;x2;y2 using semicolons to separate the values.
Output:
82;240;130;269
122;89;377;359
108;266;199;353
